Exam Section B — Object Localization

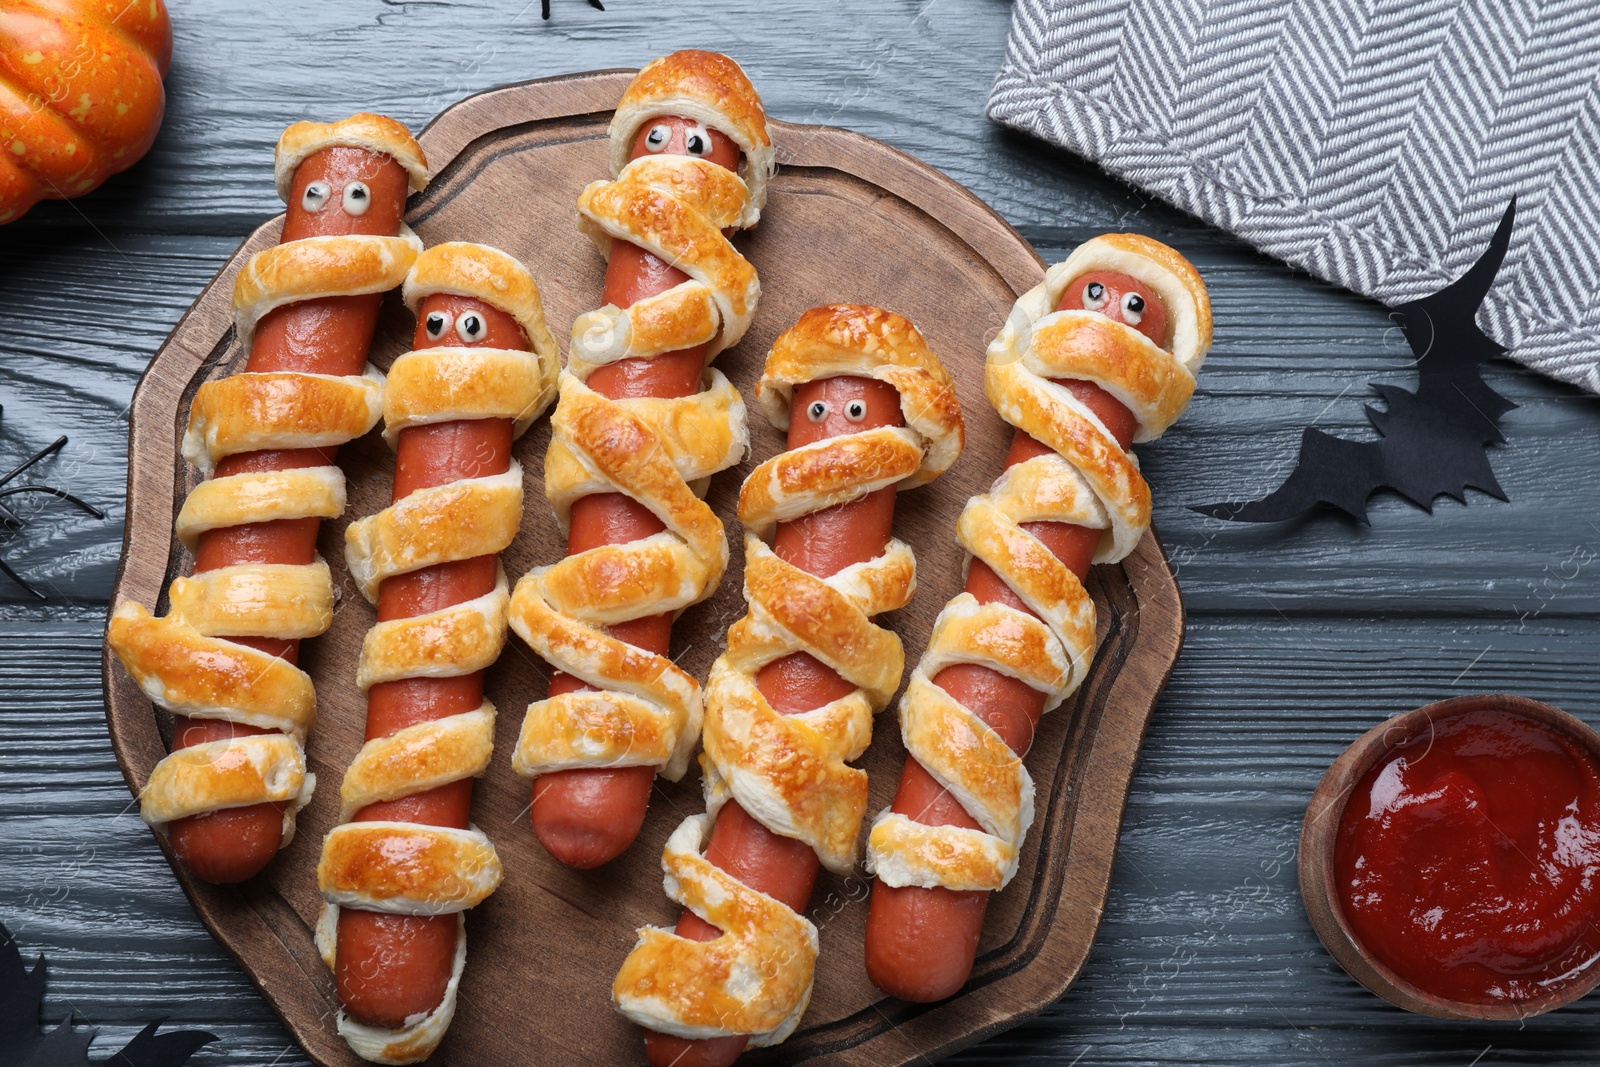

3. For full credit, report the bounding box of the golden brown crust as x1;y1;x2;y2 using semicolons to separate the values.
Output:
337;707;496;821
868;234;1209;893
111;593;319;847
274;112;428;200
510;376;732;782
1025;312;1195;438
613;817;817;1045
756;304;964;488
1037;233;1210;435
736;427;923;538
573;158;760;365
318;821;501;915
398;242;559;430
139;733;312;836
615;52;772;152
702;534;912;866
344;465;523;602
608;51;774;214
107;585;323;730
356;575;509;690
183;369;383;475
166;561;334;639
232;231;422;349
617;305;962;1043
1081;232;1212;360
174;467;345;549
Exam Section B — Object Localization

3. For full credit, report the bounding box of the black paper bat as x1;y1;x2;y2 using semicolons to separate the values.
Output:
0;920;215;1067
0;403;105;599
1193;199;1519;524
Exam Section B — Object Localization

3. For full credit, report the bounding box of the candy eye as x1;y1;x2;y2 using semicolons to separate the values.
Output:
1121;292;1145;325
844;399;867;422
342;181;371;216
644;124;671;152
1081;281;1107;310
301;181;331;212
456;312;486;342
425;311;452;341
685;124;712;157
806;400;828;423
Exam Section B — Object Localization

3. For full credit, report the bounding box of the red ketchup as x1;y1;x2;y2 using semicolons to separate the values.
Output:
1335;708;1600;1004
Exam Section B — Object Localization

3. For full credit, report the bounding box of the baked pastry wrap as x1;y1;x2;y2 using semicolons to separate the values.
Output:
866;234;1211;892
614;305;964;1044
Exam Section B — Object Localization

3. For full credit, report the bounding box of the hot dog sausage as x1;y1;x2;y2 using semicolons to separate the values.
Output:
643;375;906;1067
165;145;411;884
333;294;527;1030
608;304;963;1057
864;271;1169;1002
528;117;742;870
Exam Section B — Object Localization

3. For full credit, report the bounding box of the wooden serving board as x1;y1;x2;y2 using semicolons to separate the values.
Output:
103;70;1185;1067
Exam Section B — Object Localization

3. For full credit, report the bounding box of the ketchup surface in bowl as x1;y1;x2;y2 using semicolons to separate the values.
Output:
1335;708;1600;1004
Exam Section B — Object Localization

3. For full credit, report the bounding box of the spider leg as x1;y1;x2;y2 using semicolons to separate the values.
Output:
0;553;45;600
0;484;107;519
0;436;72;525
0;422;96;597
0;436;69;490
0;485;101;600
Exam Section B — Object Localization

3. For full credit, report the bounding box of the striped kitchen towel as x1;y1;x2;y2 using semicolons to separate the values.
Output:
988;0;1600;394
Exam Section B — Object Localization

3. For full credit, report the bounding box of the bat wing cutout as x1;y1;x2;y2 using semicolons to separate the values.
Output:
1194;199;1519;525
1;920;216;1067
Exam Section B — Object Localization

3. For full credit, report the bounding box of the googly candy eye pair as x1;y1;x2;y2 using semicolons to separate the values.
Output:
423;310;489;343
642;122;716;157
300;180;372;216
805;398;868;423
1081;280;1147;325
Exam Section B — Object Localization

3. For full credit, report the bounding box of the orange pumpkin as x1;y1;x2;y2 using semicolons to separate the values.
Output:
0;0;172;224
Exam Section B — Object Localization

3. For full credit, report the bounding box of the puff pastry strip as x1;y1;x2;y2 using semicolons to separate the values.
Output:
107;115;425;855
318;243;557;1065
614;305;963;1045
866;233;1211;894
509;51;767;793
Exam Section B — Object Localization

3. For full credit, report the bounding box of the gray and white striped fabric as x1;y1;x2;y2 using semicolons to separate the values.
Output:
988;0;1600;394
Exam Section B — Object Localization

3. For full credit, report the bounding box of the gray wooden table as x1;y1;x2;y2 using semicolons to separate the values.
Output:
4;2;1598;1065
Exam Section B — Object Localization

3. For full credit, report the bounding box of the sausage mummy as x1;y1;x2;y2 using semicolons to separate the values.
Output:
507;51;772;868
313;242;559;1064
863;234;1212;1000
107;115;427;884
614;306;963;1060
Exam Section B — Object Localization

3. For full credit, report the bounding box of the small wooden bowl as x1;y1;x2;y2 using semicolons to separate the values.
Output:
1300;693;1600;1021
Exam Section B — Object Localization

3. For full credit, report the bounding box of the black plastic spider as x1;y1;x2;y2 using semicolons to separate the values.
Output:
543;0;604;17
0;405;105;599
